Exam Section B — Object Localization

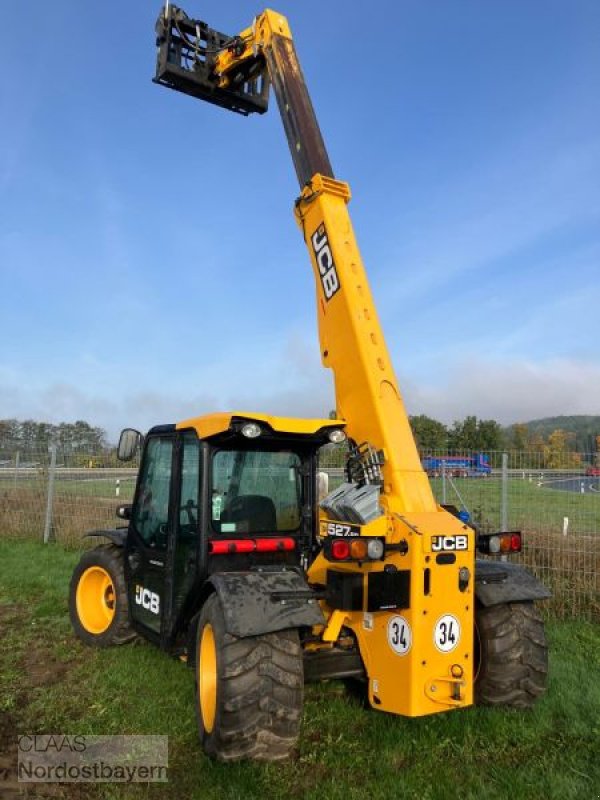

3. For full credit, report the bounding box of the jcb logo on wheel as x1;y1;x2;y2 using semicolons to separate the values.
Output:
431;535;468;552
311;224;340;301
135;584;160;615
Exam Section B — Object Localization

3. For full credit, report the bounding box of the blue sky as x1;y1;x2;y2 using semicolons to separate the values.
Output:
1;0;599;440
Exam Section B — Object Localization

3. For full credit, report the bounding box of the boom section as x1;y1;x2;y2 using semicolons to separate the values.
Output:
294;175;436;513
154;5;436;512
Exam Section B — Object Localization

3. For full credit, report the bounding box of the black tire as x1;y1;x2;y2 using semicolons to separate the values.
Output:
69;544;136;647
343;677;369;708
475;601;548;709
195;594;303;762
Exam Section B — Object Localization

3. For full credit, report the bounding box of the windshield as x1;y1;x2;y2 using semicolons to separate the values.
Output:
211;449;302;534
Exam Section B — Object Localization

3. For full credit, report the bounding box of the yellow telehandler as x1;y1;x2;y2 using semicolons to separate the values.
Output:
68;5;550;761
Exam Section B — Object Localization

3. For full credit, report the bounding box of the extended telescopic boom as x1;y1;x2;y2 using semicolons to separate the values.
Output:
155;5;436;514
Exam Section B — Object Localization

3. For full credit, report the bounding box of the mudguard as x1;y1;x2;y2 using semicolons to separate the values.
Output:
475;559;551;606
83;529;128;547
207;568;326;637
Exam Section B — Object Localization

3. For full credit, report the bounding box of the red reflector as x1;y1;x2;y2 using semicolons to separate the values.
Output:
255;537;295;552
510;534;521;552
331;539;350;560
209;538;295;555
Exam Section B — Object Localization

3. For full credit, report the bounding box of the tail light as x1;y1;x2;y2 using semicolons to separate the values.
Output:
324;536;385;562
477;531;522;555
209;537;296;555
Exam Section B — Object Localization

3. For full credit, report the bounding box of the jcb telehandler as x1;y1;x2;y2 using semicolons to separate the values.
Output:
69;5;550;762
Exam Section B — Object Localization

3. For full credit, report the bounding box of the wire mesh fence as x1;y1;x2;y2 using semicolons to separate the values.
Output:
0;445;139;548
1;445;598;620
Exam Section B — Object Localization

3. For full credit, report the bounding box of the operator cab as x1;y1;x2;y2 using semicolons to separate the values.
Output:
117;412;345;650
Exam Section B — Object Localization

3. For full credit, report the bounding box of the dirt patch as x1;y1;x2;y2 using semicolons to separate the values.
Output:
22;643;71;689
0;708;21;800
0;695;76;799
0;602;24;625
0;604;95;800
0;603;78;691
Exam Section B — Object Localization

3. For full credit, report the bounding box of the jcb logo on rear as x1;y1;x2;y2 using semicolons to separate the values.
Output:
311;225;340;300
135;584;160;615
431;535;468;552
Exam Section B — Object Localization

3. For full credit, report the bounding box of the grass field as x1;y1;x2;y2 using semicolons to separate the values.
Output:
1;540;599;800
428;476;600;536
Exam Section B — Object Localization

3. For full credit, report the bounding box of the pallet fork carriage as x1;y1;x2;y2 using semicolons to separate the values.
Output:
69;5;550;761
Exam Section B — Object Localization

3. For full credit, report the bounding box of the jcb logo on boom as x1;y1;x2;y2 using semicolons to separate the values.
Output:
135;584;160;615
311;225;340;300
431;535;468;552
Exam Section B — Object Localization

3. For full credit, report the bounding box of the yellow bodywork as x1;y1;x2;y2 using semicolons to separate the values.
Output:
176;411;344;440
210;10;475;718
214;10;292;87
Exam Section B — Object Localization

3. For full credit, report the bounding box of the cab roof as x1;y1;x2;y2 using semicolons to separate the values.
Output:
176;411;345;441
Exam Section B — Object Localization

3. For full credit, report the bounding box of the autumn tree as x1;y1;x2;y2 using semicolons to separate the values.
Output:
543;429;581;469
509;423;529;451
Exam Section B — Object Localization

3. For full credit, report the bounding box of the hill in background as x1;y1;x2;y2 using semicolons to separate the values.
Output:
511;415;600;453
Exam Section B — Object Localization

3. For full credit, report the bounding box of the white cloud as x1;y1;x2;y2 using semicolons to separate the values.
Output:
1;354;598;442
401;357;600;425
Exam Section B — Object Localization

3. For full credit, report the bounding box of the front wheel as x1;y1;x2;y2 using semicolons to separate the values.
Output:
475;601;548;709
69;544;136;647
195;594;304;762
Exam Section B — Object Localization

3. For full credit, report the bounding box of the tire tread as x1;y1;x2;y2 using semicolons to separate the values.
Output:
196;594;303;762
475;601;548;709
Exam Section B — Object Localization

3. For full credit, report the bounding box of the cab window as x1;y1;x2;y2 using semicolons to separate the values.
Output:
132;437;173;549
211;450;301;534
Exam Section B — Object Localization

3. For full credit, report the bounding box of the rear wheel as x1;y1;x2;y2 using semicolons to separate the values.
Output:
475;601;548;708
69;544;136;647
195;594;303;762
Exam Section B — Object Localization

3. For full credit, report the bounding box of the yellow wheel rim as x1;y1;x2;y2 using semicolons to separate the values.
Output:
199;623;217;733
75;566;116;635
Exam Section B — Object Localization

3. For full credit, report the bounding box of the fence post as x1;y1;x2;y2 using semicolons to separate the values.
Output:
441;463;447;504
501;452;508;530
14;450;20;489
500;452;508;562
43;445;57;544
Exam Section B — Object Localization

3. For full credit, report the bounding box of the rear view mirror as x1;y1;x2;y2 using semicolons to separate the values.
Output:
116;504;132;520
117;428;142;462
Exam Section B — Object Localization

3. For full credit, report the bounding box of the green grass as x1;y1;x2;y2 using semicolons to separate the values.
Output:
0;477;136;499
1;540;599;800
429;476;600;536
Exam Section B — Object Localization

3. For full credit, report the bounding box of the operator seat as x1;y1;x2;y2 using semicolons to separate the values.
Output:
222;495;277;533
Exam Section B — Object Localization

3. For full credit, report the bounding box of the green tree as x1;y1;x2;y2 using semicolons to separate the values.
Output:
447;416;502;452
448;416;479;451
409;415;447;450
0;419;20;451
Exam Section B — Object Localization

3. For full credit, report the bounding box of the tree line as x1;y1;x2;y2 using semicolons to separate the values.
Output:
1;415;597;470
410;415;599;468
0;419;108;459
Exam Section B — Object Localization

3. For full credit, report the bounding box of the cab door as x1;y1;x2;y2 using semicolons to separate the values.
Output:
165;430;202;643
125;433;175;641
